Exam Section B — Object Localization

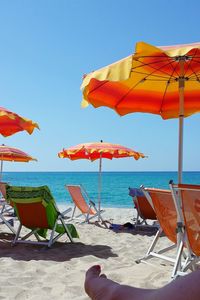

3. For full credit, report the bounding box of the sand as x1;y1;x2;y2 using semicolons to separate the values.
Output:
0;207;176;299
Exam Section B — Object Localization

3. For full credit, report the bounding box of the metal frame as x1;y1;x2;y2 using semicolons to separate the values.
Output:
169;181;200;274
136;186;192;278
65;184;107;226
131;190;158;228
0;182;16;234
12;207;73;248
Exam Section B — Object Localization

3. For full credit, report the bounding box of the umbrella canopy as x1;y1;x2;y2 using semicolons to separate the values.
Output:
58;142;145;161
0;144;37;181
0;107;39;137
0;144;37;162
58;141;145;218
81;41;200;183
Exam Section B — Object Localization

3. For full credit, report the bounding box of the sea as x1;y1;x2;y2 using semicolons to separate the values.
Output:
2;171;200;208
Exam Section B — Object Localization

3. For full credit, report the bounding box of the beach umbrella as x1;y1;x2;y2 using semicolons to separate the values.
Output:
81;41;200;184
0;144;37;181
58;141;145;219
0;106;39;137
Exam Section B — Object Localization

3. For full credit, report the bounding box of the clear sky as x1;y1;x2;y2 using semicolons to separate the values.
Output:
0;0;200;172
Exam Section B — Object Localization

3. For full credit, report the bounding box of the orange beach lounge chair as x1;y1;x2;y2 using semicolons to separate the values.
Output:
128;187;157;226
137;187;192;278
5;184;79;247
65;184;106;224
170;182;200;273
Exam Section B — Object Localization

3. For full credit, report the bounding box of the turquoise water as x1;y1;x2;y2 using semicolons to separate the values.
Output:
2;171;200;208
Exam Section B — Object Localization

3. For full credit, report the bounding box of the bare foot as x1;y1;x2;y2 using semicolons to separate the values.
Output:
84;265;155;300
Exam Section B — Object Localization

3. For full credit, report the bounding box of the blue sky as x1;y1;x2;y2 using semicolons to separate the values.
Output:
0;0;200;172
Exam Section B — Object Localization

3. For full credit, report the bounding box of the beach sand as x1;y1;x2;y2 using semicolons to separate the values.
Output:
0;207;175;299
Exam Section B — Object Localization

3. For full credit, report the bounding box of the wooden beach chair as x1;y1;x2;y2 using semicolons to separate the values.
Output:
5;184;79;247
65;184;106;224
136;187;192;278
0;182;16;234
128;187;157;226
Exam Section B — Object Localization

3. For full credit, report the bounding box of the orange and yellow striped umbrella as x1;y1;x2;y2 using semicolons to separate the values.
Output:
0;107;39;137
81;41;200;119
81;41;200;183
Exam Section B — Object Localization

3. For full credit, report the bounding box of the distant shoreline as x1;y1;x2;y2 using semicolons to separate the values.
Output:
3;171;200;173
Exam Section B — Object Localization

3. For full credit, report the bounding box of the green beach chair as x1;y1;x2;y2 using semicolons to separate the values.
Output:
5;184;79;247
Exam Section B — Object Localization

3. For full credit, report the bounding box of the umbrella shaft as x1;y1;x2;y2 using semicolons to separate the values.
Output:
178;59;185;184
98;156;102;220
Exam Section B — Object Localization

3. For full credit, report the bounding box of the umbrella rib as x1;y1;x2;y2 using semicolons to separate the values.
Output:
132;57;177;76
115;79;149;108
186;58;200;81
183;49;199;79
131;70;175;81
132;59;179;81
132;58;179;79
187;75;200;80
115;59;180;108
159;66;178;114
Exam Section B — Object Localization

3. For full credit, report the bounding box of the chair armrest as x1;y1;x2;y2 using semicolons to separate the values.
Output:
60;207;72;218
89;200;96;207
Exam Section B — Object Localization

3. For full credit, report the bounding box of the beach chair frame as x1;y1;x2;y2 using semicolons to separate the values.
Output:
129;187;157;227
13;207;73;247
169;181;200;274
136;186;191;278
65;184;106;225
0;182;16;234
5;185;79;248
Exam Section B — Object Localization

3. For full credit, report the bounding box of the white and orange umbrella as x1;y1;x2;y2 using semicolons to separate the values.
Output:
58;141;145;217
0;144;37;181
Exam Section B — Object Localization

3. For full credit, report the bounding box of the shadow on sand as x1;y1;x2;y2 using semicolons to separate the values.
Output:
0;232;118;262
109;223;159;237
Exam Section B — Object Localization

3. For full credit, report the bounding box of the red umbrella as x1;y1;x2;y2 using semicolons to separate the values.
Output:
58;141;145;217
0;144;37;180
0;107;39;137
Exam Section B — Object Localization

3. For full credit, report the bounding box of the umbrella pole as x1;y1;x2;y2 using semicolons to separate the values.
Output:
178;58;185;185
0;160;3;182
175;58;185;272
98;154;102;221
178;117;184;184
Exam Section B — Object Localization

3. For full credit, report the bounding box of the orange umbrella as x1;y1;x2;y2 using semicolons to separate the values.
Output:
81;41;200;184
58;141;145;216
0;107;39;137
0;144;37;180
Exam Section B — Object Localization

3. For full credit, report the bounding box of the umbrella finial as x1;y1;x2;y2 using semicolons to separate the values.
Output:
100;140;103;143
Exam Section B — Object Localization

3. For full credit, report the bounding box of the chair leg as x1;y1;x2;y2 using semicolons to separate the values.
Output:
71;206;76;220
135;227;163;263
0;213;16;234
60;218;73;243
48;221;58;247
12;223;22;245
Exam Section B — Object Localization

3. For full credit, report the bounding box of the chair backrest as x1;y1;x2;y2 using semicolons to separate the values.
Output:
178;184;200;256
135;195;157;220
66;185;94;215
0;181;14;207
145;188;177;243
5;185;58;229
0;182;7;199
129;187;156;220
